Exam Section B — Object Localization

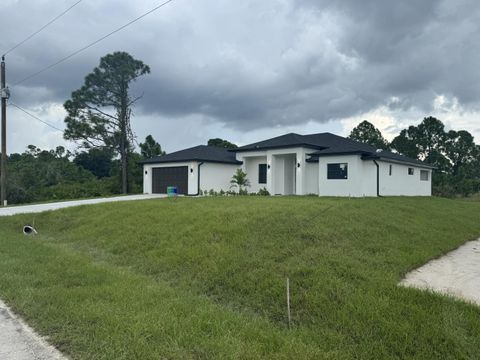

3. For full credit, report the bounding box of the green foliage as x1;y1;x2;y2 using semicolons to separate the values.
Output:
207;138;238;149
0;197;479;359
391;117;450;171
109;152;144;194
140;135;165;159
445;130;477;176
390;127;420;159
74;147;114;178
384;116;480;197
230;168;250;193
257;187;270;196
0;143;152;205
64;52;150;194
349;120;389;150
3;145;116;204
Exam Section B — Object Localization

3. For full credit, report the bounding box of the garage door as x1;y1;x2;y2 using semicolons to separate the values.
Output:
152;166;188;194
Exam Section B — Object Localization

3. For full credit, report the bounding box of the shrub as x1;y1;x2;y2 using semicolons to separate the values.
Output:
257;187;270;196
230;169;250;193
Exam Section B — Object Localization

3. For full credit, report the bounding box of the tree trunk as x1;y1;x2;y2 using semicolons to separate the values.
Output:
120;82;129;194
121;138;128;194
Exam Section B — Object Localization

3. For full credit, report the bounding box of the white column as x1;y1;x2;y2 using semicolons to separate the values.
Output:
296;150;306;195
143;165;152;194
267;152;274;194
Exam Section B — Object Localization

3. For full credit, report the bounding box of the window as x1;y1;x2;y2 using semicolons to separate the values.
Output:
327;163;348;179
420;170;429;181
389;164;393;176
408;168;414;175
258;164;267;184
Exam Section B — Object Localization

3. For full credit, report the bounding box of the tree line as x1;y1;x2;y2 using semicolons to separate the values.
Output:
1;135;164;205
349;118;480;196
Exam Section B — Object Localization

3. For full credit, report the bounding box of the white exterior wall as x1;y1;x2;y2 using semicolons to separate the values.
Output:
378;161;432;196
143;161;238;195
317;155;432;197
236;147;312;195
200;163;239;193
144;151;432;197
361;159;378;196
244;156;268;193
318;155;377;197
305;162;319;195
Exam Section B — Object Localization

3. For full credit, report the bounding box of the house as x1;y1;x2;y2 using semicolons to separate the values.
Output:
140;132;434;197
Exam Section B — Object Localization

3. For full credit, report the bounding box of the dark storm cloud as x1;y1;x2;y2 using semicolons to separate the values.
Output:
1;0;480;133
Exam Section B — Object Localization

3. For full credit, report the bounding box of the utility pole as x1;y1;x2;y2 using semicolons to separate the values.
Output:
1;56;9;207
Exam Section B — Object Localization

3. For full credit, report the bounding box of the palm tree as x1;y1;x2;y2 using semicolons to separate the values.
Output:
230;169;250;194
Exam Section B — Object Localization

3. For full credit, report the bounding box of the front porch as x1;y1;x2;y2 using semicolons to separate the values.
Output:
240;149;309;195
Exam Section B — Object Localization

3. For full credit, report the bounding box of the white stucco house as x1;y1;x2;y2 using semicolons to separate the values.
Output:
140;132;434;197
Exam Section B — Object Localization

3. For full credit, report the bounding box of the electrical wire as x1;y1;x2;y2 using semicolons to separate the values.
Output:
12;0;175;87
2;0;85;57
8;101;64;132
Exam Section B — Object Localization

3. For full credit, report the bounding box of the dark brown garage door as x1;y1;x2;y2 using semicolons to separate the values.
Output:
152;166;188;194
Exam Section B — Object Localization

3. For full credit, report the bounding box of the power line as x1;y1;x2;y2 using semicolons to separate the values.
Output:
8;101;64;132
2;0;85;57
12;0;175;87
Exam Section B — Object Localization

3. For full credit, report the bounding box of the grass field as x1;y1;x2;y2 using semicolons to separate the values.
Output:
0;196;479;359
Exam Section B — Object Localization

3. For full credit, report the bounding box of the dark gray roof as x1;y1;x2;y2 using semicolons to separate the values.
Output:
233;132;328;152
140;145;242;165
236;132;434;169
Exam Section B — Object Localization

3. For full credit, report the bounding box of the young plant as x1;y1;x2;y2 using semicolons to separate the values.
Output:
230;169;250;194
257;187;270;196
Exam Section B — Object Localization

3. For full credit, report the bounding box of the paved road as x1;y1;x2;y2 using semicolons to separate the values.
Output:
0;301;65;360
0;194;166;359
0;194;166;217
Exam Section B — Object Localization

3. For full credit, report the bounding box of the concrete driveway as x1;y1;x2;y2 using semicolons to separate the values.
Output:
0;194;166;359
0;194;166;217
401;238;480;306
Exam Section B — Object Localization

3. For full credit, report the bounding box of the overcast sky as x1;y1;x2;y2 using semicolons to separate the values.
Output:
1;0;479;154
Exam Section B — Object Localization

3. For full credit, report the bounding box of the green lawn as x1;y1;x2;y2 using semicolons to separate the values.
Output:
0;197;479;359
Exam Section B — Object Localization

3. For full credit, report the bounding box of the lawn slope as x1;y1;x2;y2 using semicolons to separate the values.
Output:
0;197;479;359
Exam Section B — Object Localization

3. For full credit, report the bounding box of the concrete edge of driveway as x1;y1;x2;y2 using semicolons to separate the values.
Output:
0;300;66;360
400;238;480;307
0;194;167;217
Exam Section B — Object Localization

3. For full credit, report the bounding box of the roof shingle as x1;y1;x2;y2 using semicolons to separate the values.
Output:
139;145;242;165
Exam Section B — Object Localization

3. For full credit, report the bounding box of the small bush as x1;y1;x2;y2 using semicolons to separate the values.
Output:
257;187;270;196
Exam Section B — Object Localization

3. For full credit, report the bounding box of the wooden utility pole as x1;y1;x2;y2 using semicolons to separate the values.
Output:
1;56;8;207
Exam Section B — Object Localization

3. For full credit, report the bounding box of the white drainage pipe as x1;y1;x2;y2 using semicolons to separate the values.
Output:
23;226;37;235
